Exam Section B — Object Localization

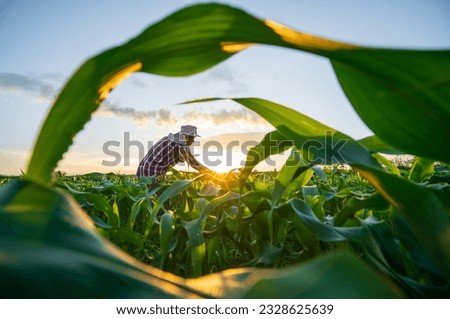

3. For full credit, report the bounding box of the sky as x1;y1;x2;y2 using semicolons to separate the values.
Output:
1;0;449;175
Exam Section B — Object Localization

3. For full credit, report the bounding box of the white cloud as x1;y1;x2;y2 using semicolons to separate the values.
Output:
0;72;177;127
0;72;59;100
182;107;270;127
0;72;270;130
98;101;178;128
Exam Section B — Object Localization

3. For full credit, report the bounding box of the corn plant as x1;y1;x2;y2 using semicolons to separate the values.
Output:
1;3;449;298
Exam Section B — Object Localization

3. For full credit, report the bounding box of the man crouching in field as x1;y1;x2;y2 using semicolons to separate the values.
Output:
137;125;213;177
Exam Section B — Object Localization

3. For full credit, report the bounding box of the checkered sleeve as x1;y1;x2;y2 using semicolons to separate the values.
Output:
137;136;179;177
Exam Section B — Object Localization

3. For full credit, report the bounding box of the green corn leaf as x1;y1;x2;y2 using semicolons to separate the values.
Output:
362;218;447;298
240;130;293;190
275;217;290;244
252;242;283;266
112;201;120;228
302;185;320;199
159;211;174;269
200;191;241;221
143;176;203;241
334;192;388;227
272;148;313;206
311;166;330;186
221;97;381;169
281;169;315;202
109;228;143;249
358;135;404;155
372;153;401;176
127;198;151;231
409;157;435;182
238;251;403;298
354;165;450;279
0;180;200;298
198;183;221;197
182;191;241;277
181;218;206;277
290;199;366;242
331;50;450;162
181;219;205;248
91;216;114;230
242;130;293;172
273;202;319;256
84;193;119;228
152;175;203;215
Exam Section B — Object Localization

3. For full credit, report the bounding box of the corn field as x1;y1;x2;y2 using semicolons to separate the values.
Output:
0;3;449;298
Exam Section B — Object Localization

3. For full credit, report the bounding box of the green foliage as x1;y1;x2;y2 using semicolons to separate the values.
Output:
1;3;449;298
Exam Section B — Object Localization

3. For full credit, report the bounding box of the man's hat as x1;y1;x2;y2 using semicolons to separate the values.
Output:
180;125;200;137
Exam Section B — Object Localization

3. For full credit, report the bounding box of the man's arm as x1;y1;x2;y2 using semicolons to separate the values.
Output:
180;146;211;173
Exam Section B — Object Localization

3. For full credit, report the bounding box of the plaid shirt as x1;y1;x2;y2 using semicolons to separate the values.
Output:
136;135;201;177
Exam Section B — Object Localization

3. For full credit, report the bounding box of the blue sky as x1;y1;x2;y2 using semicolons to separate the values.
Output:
1;0;449;174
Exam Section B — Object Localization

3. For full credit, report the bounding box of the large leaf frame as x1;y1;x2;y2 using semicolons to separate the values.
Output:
1;3;449;297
